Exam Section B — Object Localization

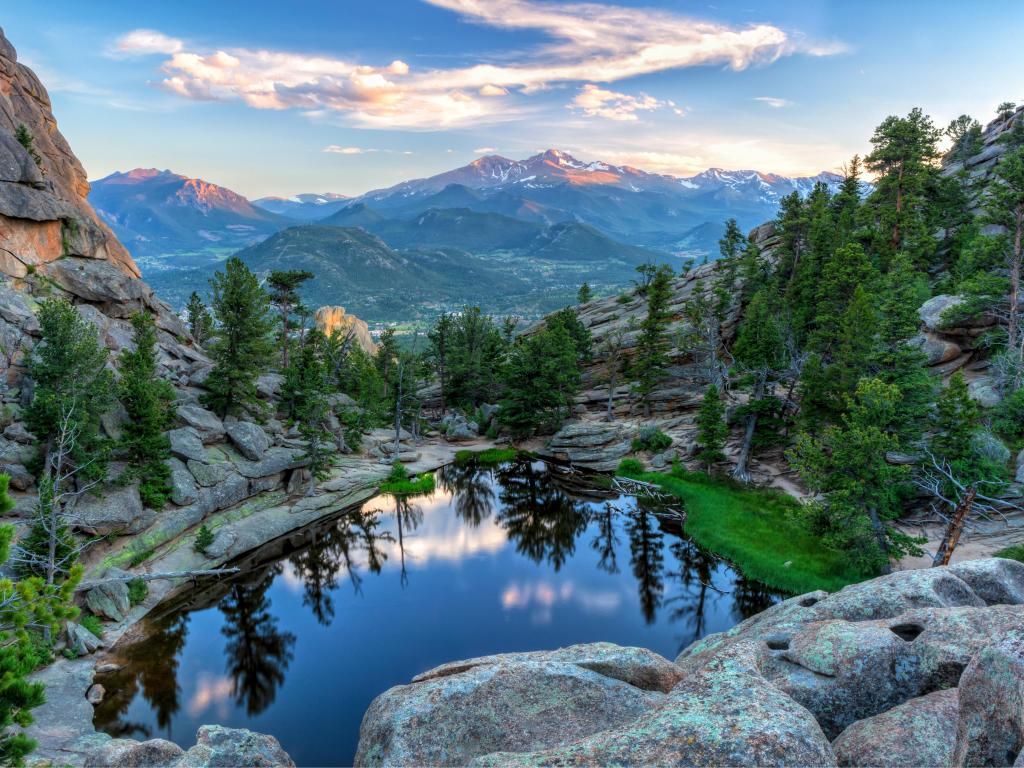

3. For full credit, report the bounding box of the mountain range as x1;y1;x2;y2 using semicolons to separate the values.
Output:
88;150;845;318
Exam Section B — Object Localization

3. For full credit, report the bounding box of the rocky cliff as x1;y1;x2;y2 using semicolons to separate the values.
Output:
356;557;1024;767
314;305;378;354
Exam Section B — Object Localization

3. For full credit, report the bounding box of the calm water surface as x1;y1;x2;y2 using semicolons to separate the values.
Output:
94;459;780;765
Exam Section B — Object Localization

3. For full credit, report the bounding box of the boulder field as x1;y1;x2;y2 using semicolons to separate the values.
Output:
355;558;1024;768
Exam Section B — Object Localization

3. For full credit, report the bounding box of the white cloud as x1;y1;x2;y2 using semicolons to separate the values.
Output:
753;96;794;108
473;146;498;153
122;0;844;129
111;29;183;57
570;84;669;121
323;146;376;154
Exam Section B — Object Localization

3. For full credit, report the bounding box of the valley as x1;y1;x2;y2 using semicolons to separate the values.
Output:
91;151;843;323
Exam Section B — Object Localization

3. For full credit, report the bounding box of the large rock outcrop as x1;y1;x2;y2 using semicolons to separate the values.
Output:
314;305;377;354
355;558;1024;767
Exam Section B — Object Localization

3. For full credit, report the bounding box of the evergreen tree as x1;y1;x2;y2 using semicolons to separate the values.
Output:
809;242;878;353
25;299;113;482
695;384;727;471
731;289;786;481
202;258;274;418
14;125;41;168
789;378;923;576
0;501;80;765
718;218;745;261
427;313;454;410
375;329;400;399
984;146;1024;378
445;307;506;407
185;292;213;345
863;108;942;267
267;270;314;369
119;313;176;509
931;371;978;466
576;282;593;304
500;323;581;436
945;115;983;162
285;331;334;486
631;264;674;415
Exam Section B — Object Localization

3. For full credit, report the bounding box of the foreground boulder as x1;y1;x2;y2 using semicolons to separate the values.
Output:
84;725;294;768
356;559;1024;767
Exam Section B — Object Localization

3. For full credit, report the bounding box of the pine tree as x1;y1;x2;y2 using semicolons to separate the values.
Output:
789;378;923;576
0;498;80;765
631;264;674;415
984;146;1024;379
695;384;727;471
945;115;983;162
14;125;41;168
731;289;786;481
267;270;314;369
500;323;581;436
185;292;213;345
863;108;942;268
119;313;176;508
445;307;506;407
427;313;454;410
25;299;113;482
201;258;274;418
931;372;978;466
577;282;593;304
287;332;334;486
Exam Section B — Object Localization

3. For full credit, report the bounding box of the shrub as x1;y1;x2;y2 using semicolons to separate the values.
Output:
126;547;155;568
80;614;104;638
631;426;673;452
993;388;1024;445
386;460;408;483
194;525;215;555
127;578;148;606
617;458;644;475
996;544;1024;563
380;471;435;496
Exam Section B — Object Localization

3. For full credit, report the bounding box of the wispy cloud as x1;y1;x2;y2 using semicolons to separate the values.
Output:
114;0;844;129
473;146;498;153
569;84;679;121
323;146;377;154
753;96;794;108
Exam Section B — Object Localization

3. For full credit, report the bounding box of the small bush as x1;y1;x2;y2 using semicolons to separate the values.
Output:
617;458;644;476
993;388;1024;445
615;294;630;304
80;614;104;638
455;447;522;466
127;547;155;568
631;426;673;453
127;578;148;606
194;524;215;555
386;460;408;483
996;544;1024;563
380;471;436;496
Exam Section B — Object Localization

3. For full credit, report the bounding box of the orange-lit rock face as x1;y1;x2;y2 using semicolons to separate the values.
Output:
0;214;62;275
0;26;139;279
314;306;377;355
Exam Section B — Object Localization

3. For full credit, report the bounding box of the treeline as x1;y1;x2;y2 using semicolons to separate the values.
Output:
677;104;1024;576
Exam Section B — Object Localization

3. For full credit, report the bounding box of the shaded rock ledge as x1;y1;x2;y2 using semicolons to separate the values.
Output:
355;558;1024;767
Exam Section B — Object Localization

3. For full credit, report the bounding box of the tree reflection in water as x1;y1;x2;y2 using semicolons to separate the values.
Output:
495;459;589;571
437;462;495;526
288;510;391;624
220;566;297;716
94;458;783;751
92;611;191;739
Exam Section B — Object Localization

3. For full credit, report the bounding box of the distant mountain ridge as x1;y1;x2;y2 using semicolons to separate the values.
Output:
90;169;287;259
253;192;351;220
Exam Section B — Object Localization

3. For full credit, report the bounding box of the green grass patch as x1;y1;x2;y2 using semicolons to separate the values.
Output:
380;472;436;496
617;462;861;594
995;544;1024;563
127;578;148;606
80;614;104;638
454;447;528;466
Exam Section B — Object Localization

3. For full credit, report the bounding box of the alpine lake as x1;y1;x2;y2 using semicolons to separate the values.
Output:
93;457;781;766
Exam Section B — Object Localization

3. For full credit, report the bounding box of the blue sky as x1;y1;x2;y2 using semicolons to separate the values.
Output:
5;0;1021;198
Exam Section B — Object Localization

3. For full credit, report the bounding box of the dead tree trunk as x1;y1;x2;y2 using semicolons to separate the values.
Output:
933;486;975;567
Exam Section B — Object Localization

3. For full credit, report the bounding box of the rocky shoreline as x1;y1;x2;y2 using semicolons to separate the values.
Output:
25;438;493;767
355;558;1024;768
